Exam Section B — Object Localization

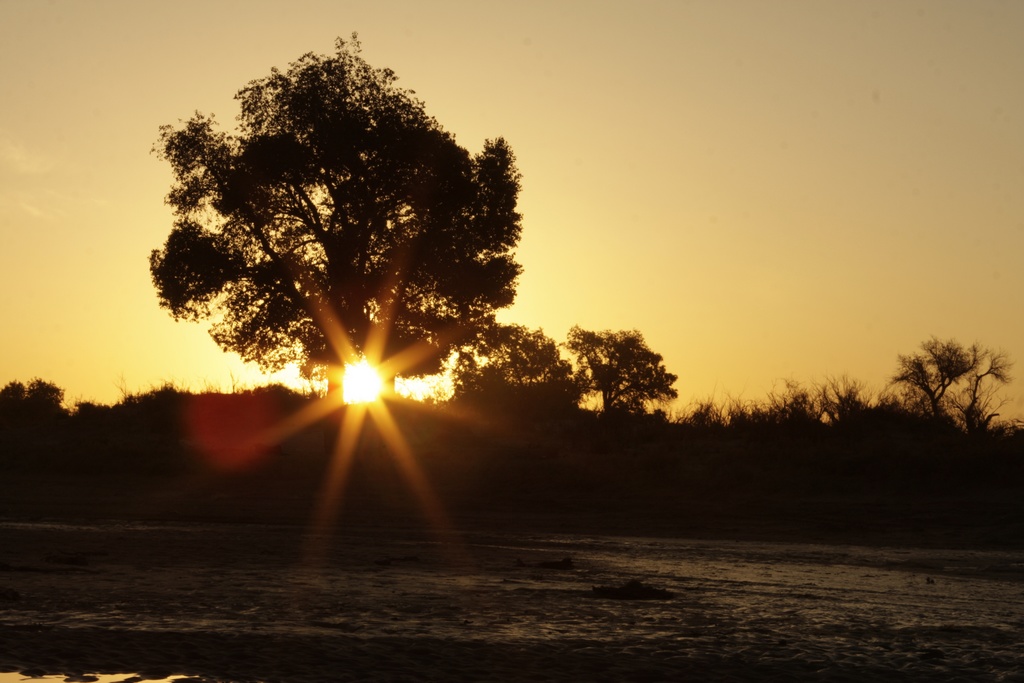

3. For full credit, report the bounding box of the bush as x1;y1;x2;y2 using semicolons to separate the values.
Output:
0;378;68;428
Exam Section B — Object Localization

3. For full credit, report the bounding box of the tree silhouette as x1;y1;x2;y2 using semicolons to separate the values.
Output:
892;337;972;421
0;378;67;427
565;326;677;415
150;36;522;382
948;345;1013;435
451;324;581;421
892;337;1012;434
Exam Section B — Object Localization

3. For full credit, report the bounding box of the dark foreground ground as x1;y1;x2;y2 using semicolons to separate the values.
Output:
2;452;1024;683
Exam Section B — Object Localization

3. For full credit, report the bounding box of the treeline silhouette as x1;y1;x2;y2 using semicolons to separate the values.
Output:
1;354;1021;509
0;381;309;475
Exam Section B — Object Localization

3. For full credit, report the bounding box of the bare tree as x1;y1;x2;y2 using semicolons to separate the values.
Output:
949;346;1013;436
815;374;872;427
892;337;974;420
892;337;1013;434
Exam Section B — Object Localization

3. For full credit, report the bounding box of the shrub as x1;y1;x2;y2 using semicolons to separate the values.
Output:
0;378;69;428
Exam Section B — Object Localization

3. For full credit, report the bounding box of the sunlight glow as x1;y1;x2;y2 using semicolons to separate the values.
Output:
342;359;384;404
395;373;453;402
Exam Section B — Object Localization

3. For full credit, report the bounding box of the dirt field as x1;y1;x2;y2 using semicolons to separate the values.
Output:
1;468;1023;682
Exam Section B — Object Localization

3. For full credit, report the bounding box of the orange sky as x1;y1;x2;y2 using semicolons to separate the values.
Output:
1;1;1022;415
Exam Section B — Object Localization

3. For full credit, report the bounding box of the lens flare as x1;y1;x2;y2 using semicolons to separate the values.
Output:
209;235;471;569
342;359;383;404
183;392;281;472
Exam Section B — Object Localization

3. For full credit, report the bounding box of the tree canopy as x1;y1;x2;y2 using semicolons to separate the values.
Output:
451;324;581;421
150;36;523;381
565;326;678;415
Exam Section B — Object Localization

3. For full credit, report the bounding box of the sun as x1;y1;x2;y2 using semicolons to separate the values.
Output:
342;359;384;404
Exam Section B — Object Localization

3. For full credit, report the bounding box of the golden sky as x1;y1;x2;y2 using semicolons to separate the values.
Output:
1;0;1022;414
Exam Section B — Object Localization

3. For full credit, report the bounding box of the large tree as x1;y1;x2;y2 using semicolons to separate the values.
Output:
565;326;678;415
150;36;522;382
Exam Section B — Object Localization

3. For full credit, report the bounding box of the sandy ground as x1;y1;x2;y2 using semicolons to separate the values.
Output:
2;506;1023;682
